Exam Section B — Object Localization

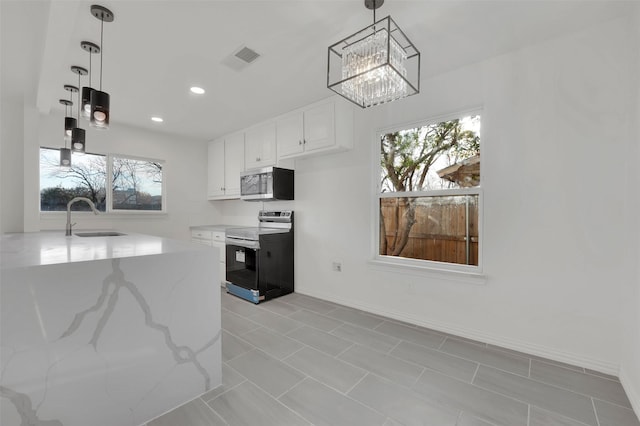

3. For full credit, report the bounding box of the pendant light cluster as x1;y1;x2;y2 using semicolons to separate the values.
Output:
56;4;114;167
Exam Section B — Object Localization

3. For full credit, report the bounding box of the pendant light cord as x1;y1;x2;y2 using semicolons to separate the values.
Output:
77;74;81;121
99;16;104;91
89;47;92;88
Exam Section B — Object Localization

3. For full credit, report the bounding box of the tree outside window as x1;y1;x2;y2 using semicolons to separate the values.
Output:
379;115;481;266
40;148;164;213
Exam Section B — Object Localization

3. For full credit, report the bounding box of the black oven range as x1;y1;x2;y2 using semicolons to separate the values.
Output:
225;210;294;304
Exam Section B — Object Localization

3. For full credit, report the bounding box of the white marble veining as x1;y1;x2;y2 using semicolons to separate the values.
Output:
1;232;221;426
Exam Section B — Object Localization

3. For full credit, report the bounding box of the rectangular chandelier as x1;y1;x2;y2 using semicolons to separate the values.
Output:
327;15;420;108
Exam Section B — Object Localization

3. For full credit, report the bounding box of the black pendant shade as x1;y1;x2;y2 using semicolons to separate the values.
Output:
71;127;86;152
70;66;88;152
59;98;74;167
90;90;110;129
60;147;72;167
64;116;77;139
81;86;95;119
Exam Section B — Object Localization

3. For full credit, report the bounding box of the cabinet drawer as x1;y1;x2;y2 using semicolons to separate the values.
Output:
212;231;225;243
191;230;213;240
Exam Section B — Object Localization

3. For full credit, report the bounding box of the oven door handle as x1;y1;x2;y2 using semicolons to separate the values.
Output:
225;236;260;250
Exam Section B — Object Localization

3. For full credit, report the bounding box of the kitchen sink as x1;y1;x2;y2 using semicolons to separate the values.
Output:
75;231;126;237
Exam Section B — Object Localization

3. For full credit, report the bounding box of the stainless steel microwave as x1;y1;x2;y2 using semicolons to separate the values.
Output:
240;167;294;201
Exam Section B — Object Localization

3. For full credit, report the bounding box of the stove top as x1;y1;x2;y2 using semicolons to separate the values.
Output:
225;226;289;241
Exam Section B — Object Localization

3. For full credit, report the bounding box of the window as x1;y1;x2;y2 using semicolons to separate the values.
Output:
40;148;164;213
112;157;163;211
377;113;481;269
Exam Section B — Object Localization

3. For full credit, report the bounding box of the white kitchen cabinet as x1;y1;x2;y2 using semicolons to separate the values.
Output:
207;133;245;200
244;122;276;170
276;97;354;160
191;229;226;286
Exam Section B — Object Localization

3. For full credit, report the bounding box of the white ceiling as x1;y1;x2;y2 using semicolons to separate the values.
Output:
1;0;635;141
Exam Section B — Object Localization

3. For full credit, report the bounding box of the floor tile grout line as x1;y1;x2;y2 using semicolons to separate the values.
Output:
343;371;372;396
200;399;230;426
304;373;397;423
591;395;638;411
349;370;467;426
201;377;247;404
280;345;307;363
470;374;600;426
334;342;356;359
274;374;310;401
385;338;403;355
591;397;602;426
472;362;625;414
283;332;353;359
437;335;448;350
526;404;531;426
470;363;481;383
531;357;621;383
525;370;633;409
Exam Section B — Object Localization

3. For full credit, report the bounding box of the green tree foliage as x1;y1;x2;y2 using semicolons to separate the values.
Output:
380;117;480;256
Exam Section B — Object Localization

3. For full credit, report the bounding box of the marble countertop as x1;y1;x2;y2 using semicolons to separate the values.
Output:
1;230;212;269
190;224;243;232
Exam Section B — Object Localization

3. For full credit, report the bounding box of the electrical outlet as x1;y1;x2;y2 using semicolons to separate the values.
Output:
332;261;342;272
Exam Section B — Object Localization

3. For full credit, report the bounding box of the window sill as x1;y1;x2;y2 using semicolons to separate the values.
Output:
367;258;487;285
40;211;168;219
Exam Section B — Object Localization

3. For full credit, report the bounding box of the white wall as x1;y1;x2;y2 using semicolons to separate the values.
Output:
217;15;638;384
620;4;640;414
27;111;217;240
0;99;25;233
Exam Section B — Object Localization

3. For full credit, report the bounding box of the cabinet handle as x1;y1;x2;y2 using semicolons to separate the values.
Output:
303;139;307;144
221;187;225;191
256;157;260;161
298;140;302;145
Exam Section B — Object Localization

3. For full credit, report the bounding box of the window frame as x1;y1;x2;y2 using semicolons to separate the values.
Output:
39;148;166;215
370;109;484;278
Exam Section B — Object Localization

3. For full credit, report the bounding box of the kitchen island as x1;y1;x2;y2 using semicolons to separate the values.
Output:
0;231;221;426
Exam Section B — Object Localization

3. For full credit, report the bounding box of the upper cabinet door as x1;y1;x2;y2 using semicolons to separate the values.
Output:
276;112;304;158
207;139;225;198
245;122;276;170
303;101;334;153
224;133;245;196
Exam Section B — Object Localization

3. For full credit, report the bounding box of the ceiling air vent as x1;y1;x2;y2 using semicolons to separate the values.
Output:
222;46;261;71
235;46;260;64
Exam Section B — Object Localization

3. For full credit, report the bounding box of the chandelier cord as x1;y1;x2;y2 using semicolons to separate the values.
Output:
372;0;376;26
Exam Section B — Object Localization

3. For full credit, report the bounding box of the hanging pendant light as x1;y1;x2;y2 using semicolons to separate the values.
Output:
58;99;73;167
71;66;88;152
90;5;114;130
327;0;420;108
80;41;100;120
62;85;77;141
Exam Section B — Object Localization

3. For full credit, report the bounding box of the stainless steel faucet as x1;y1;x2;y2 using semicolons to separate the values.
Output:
66;197;99;236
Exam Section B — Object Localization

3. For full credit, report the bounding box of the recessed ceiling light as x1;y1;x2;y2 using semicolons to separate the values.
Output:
190;86;205;95
151;116;163;123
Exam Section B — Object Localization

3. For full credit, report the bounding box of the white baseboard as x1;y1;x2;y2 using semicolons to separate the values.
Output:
620;367;640;419
297;288;620;376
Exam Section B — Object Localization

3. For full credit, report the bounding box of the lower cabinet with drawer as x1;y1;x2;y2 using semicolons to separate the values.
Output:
191;229;226;287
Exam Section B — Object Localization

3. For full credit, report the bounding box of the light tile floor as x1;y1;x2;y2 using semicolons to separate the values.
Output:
147;290;640;426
